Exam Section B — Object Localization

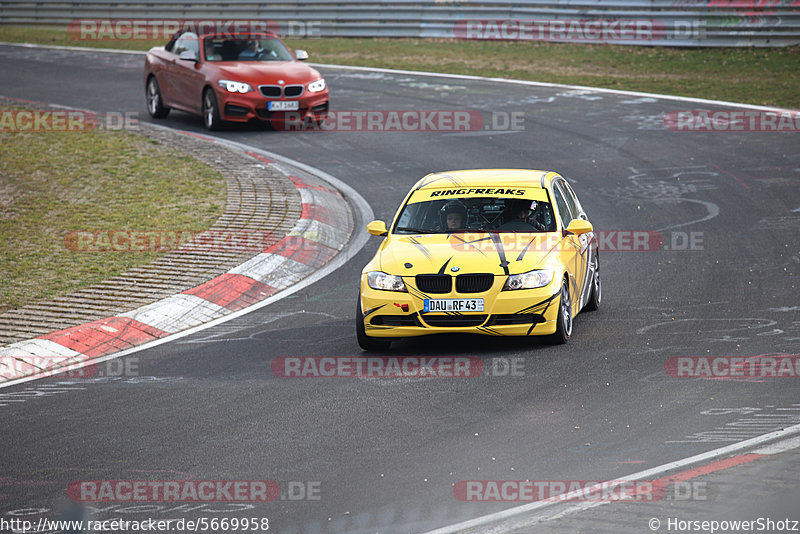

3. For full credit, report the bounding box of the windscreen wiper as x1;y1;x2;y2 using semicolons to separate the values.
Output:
395;226;437;234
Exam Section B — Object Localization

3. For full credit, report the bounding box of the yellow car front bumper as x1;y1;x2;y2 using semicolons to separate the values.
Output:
359;276;562;338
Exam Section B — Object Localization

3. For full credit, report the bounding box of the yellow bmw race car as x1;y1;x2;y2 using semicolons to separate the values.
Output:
357;169;601;350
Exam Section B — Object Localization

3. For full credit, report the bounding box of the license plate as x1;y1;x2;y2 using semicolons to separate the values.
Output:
268;101;299;111
423;298;484;313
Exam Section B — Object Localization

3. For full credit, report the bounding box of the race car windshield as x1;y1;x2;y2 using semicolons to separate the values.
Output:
394;197;557;234
203;36;294;62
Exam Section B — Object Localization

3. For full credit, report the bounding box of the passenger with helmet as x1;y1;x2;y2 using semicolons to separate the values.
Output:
439;200;467;231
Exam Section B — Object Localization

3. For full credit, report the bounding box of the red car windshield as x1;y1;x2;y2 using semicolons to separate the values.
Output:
203;36;294;62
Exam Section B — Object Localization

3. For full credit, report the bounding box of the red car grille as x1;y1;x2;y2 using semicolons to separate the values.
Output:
259;85;282;98
259;85;304;98
284;85;304;97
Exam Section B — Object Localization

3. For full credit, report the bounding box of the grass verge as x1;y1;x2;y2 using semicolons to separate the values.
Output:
0;105;226;313
0;25;798;108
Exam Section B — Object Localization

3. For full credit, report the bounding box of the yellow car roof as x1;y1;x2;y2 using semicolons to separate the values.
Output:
413;169;559;191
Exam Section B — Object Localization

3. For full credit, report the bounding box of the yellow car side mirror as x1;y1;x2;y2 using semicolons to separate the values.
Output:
565;219;593;236
366;220;388;237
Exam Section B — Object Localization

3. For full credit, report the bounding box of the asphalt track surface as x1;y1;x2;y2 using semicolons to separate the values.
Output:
1;44;799;533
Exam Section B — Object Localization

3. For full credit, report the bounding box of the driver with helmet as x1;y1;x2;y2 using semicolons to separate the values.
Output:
500;199;545;231
439;200;467;231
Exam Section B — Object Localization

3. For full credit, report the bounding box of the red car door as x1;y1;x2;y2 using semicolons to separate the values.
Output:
163;32;205;113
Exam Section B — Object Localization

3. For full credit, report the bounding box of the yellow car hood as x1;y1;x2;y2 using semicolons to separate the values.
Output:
379;232;561;276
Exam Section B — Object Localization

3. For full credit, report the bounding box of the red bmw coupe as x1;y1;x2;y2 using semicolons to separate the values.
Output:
144;31;329;130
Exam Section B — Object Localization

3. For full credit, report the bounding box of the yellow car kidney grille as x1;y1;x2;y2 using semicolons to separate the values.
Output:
456;274;494;293
416;274;451;293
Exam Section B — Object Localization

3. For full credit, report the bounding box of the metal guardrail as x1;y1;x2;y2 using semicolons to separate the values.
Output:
2;0;799;46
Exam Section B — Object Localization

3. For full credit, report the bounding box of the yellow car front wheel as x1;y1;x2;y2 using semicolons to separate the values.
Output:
548;278;572;345
584;253;601;312
356;299;392;352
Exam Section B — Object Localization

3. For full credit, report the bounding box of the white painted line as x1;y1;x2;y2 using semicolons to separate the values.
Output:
0;135;373;391
0;41;145;55
751;434;800;455
421;423;800;534
311;63;800;114
2;41;796;113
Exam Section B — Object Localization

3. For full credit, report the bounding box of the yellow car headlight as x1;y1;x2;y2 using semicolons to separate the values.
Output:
503;269;554;290
367;271;407;292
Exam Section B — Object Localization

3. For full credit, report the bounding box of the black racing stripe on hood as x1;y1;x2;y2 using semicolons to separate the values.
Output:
490;233;510;276
450;234;490;256
417;173;465;189
407;236;433;260
516;236;537;262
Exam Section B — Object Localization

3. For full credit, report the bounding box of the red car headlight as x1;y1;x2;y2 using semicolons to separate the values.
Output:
218;80;253;94
307;78;326;93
